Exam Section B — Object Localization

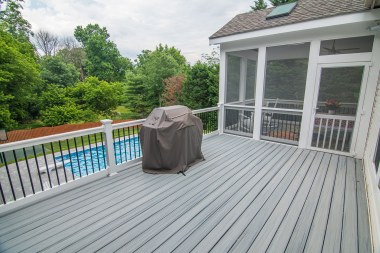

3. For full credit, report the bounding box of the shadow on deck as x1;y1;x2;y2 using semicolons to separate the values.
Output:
0;134;372;252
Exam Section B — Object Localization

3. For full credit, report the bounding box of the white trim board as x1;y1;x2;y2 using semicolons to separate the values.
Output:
210;9;380;45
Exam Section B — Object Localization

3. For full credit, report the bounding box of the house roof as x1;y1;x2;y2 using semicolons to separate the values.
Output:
210;0;370;40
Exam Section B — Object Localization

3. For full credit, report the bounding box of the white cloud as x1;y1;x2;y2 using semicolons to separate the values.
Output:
22;0;252;63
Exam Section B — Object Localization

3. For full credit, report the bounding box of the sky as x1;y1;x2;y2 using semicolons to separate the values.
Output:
21;0;257;64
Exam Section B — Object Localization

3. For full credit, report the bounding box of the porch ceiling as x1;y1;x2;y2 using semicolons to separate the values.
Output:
0;134;372;252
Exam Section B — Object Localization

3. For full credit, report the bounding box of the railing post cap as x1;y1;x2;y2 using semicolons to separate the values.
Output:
100;119;113;125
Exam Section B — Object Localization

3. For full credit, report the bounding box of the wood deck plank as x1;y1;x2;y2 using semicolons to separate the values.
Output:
192;150;312;253
0;134;372;253
2;136;248;252
356;159;372;253
341;157;358;253
266;153;332;253
322;156;347;253
155;148;300;253
225;151;318;253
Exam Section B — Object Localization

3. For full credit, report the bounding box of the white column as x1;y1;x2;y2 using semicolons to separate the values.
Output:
239;58;247;103
298;40;320;149
218;50;227;134
101;119;117;176
253;47;266;140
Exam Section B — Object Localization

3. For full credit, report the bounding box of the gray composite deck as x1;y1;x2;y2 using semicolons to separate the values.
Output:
0;134;372;253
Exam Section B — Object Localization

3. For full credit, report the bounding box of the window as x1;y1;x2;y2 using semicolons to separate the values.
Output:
226;50;258;105
226;55;241;103
320;36;374;56
264;43;310;109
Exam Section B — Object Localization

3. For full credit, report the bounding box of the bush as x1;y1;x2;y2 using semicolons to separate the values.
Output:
41;103;82;126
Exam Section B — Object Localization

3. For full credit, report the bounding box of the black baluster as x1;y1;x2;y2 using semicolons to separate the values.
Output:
132;126;137;159
100;133;107;169
50;143;60;185
66;139;75;180
112;130;117;164
3;153;16;200
23;148;35;194
127;127;132;160
87;135;95;174
12;150;25;197
94;133;101;171
41;144;52;188
0;179;6;204
73;138;82;178
58;141;68;183
32;146;44;191
117;128;123;163
80;136;89;176
122;128;128;161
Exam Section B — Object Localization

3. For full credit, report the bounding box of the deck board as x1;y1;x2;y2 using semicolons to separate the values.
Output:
0;134;372;253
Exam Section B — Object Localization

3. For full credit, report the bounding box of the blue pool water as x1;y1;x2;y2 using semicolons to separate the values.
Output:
55;137;141;177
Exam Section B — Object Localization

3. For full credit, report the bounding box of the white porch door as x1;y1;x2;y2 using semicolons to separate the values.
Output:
308;62;370;155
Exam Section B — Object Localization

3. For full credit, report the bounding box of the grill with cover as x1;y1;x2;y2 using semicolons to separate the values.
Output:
139;105;204;174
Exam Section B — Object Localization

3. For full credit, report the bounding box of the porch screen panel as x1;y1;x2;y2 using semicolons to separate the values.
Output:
245;59;257;106
263;43;310;109
226;55;241;103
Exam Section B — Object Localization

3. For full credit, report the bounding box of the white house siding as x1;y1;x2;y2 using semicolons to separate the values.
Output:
364;70;380;253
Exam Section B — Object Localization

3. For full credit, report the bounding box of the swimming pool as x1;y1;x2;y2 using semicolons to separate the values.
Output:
55;137;141;177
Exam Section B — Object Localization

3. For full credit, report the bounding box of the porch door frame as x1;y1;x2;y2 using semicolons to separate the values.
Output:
307;61;371;156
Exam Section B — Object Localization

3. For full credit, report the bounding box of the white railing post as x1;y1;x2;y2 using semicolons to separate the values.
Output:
218;103;224;134
253;46;266;140
101;119;117;176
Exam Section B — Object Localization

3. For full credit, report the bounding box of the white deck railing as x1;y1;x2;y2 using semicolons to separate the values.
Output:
0;107;219;207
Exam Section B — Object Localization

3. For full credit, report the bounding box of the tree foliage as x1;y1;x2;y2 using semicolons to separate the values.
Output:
0;29;41;126
162;75;185;106
181;61;219;110
0;0;33;41
74;24;132;82
269;0;296;6
68;76;123;116
40;56;80;87
251;0;268;11
125;44;188;116
57;47;86;81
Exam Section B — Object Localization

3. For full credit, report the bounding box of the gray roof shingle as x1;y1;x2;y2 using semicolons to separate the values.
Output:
210;0;370;39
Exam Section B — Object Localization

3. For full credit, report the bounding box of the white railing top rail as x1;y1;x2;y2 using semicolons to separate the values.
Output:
111;119;146;130
315;114;356;121
0;126;104;153
192;106;219;114
0;106;220;153
262;107;303;114
224;104;255;110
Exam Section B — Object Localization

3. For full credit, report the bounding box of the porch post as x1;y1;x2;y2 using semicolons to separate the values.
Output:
218;49;227;134
298;40;320;148
239;58;247;103
101;119;117;176
253;46;266;140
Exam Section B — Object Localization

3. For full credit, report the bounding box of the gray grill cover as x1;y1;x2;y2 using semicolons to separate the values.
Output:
139;105;204;174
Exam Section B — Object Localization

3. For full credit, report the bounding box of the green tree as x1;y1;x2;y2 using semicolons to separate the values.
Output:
251;0;268;11
0;0;33;41
69;76;123;116
124;72;151;117
128;44;187;114
181;61;219;110
40;56;80;87
57;47;86;81
0;92;15;129
74;24;132;82
0;29;41;124
269;0;296;6
41;102;83;126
